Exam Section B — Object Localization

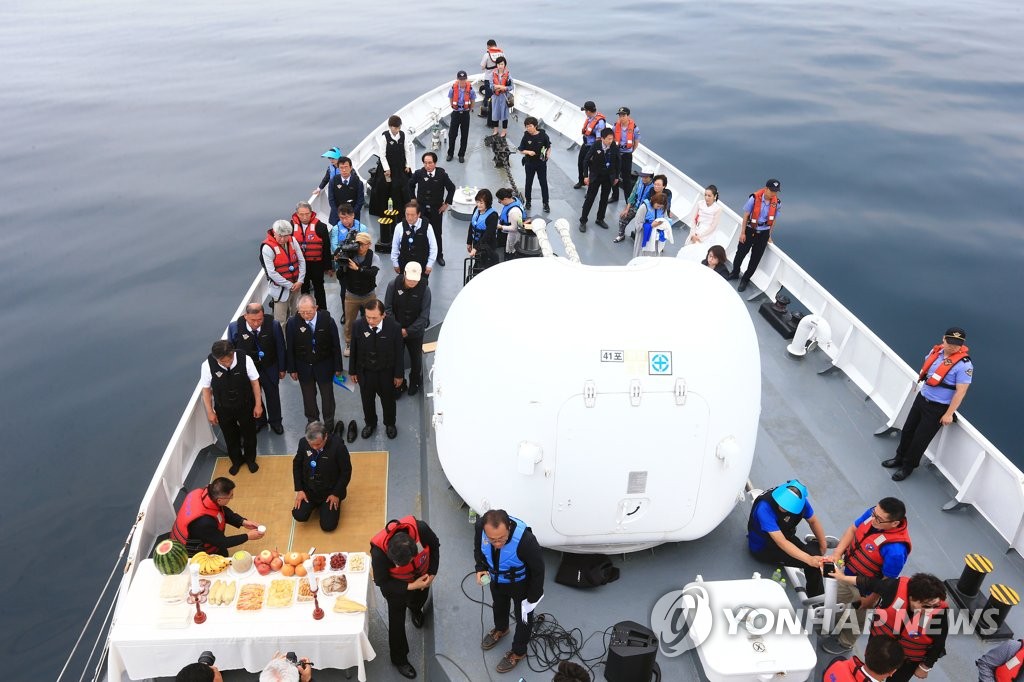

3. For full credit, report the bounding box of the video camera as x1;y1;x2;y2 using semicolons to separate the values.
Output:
333;231;361;267
197;651;215;666
286;651;314;669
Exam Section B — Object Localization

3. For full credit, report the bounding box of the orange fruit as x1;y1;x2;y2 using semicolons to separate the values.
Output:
295;564;307;577
281;564;295;577
286;551;302;566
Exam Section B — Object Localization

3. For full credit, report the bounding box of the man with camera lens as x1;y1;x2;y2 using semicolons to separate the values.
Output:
329;204;369;323
175;651;222;682
349;299;403;439
259;652;315;682
340;232;381;357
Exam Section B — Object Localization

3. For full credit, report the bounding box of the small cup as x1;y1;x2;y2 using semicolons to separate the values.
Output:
480;573;491;586
257;525;267;534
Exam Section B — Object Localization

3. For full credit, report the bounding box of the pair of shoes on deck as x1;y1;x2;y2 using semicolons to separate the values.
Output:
819;636;852;655
496;651;526;673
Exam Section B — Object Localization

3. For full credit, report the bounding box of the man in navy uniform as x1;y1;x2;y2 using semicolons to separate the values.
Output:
408;153;455;267
349;299;404;440
286;294;344;432
883;327;973;481
200;340;263;475
579;128;620;232
326;156;365;223
747;479;827;597
229;302;286;434
446;71;476;164
729;178;781;292
475;509;545;674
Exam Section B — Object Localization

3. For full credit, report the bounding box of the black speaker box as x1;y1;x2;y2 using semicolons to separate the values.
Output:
604;620;660;682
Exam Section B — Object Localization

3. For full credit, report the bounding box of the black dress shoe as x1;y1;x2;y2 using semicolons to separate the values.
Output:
361;424;376;439
410;608;424;628
395;662;417;679
247;461;259;474
573;182;584;189
525;201;532;211
445;153;453;162
881;457;903;469
543;203;550;213
436;255;446;267
346;420;358;443
737;279;749;292
271;423;284;435
386;425;398;439
458;155;465;163
596;219;609;229
892;468;913;481
256;421;267;433
228;464;241;476
408;384;420;396
726;272;739;281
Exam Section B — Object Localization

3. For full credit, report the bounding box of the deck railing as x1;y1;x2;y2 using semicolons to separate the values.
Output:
112;78;1023;640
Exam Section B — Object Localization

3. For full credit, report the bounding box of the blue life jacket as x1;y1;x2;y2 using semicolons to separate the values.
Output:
471;207;497;234
499;199;523;225
641;204;667;247
482;516;529;584
632;181;654;208
328;164;341;180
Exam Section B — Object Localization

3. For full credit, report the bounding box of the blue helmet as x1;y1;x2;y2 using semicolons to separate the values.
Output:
771;480;808;515
321;147;342;160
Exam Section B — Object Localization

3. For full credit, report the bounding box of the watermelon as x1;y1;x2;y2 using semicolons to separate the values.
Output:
154;539;189;575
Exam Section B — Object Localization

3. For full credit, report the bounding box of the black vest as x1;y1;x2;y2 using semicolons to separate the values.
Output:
291;313;335;365
330;172;360;208
747;488;801;543
208;353;253;412
383;131;407;172
414;170;446;206
357;322;396;372
345;250;377;296
398;220;430;267
232;318;278;370
391;281;427;332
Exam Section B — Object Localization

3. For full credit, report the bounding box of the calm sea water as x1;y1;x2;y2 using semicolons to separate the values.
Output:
2;0;1022;677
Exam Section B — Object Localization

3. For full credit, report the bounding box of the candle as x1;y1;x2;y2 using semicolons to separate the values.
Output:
304;559;317;591
189;563;201;593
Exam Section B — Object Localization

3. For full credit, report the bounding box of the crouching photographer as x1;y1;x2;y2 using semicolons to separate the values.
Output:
175;651;221;682
260;652;315;682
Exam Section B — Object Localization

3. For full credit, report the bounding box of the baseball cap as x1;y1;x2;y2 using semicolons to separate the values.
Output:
456;70;468;80
766;178;781;192
354;232;372;245
944;327;967;344
321;147;342;159
404;261;422;282
581;100;597;112
617;106;631;116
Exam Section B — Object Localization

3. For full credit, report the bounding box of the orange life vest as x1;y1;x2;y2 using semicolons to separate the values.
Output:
485;46;504;68
262;231;300;283
870;577;946;662
822;656;872;682
748;188;779;228
491;69;510;90
171;488;226;555
370;516;431;583
582;113;606;137
918;345;971;388
615;118;636;152
451;80;473;109
292;214;325;263
844;515;912;579
995;640;1024;682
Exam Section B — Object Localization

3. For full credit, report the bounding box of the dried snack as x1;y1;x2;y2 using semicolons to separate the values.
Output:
347;552;367;572
236;584;265;611
267;578;295;608
297;581;316;602
321;574;348;595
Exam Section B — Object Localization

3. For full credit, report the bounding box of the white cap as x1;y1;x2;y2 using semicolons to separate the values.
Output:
404;261;422;281
639;166;656;176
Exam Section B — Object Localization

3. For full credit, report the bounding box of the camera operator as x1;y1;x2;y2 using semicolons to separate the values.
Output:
339;232;381;356
175;652;222;682
260;652;315;682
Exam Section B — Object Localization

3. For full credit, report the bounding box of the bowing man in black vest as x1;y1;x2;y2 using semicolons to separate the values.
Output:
229;302;287;435
384;262;431;397
201;340;263;475
408;152;455;266
389;200;437;282
369;516;441;679
286;295;344;432
292;421;352;532
349;299;404;440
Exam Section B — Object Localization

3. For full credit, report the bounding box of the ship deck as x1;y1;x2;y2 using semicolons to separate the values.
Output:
165;112;1021;682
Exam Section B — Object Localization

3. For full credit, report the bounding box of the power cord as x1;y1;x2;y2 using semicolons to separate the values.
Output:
459;572;612;678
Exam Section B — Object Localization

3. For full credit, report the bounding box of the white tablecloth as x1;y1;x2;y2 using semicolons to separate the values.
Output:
107;559;375;681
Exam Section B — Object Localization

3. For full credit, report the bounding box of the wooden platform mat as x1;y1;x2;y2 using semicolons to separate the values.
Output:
211;451;388;555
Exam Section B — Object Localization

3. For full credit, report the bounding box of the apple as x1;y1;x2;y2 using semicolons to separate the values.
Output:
260;550;273;563
270;557;284;571
256;563;271;576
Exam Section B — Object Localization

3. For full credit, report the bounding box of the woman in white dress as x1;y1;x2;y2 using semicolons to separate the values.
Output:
685;185;721;245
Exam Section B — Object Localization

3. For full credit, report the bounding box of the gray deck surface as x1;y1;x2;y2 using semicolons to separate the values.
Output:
168;112;1020;682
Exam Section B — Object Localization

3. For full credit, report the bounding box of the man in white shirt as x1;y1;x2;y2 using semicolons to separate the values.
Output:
390;200;437;280
201;340;263;475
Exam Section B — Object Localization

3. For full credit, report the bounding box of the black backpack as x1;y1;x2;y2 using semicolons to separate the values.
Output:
554;553;620;588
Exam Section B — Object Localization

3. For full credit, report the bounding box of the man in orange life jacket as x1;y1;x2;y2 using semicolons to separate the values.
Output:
821;635;904;682
729;178;781;292
171;477;265;557
292;202;332;311
574;101;607;189
822;498;911;655
370;516;441;679
608;106;640;203
832;571;948;682
882;327;973;481
977;638;1024;682
446;70;476;163
260;220;306;324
